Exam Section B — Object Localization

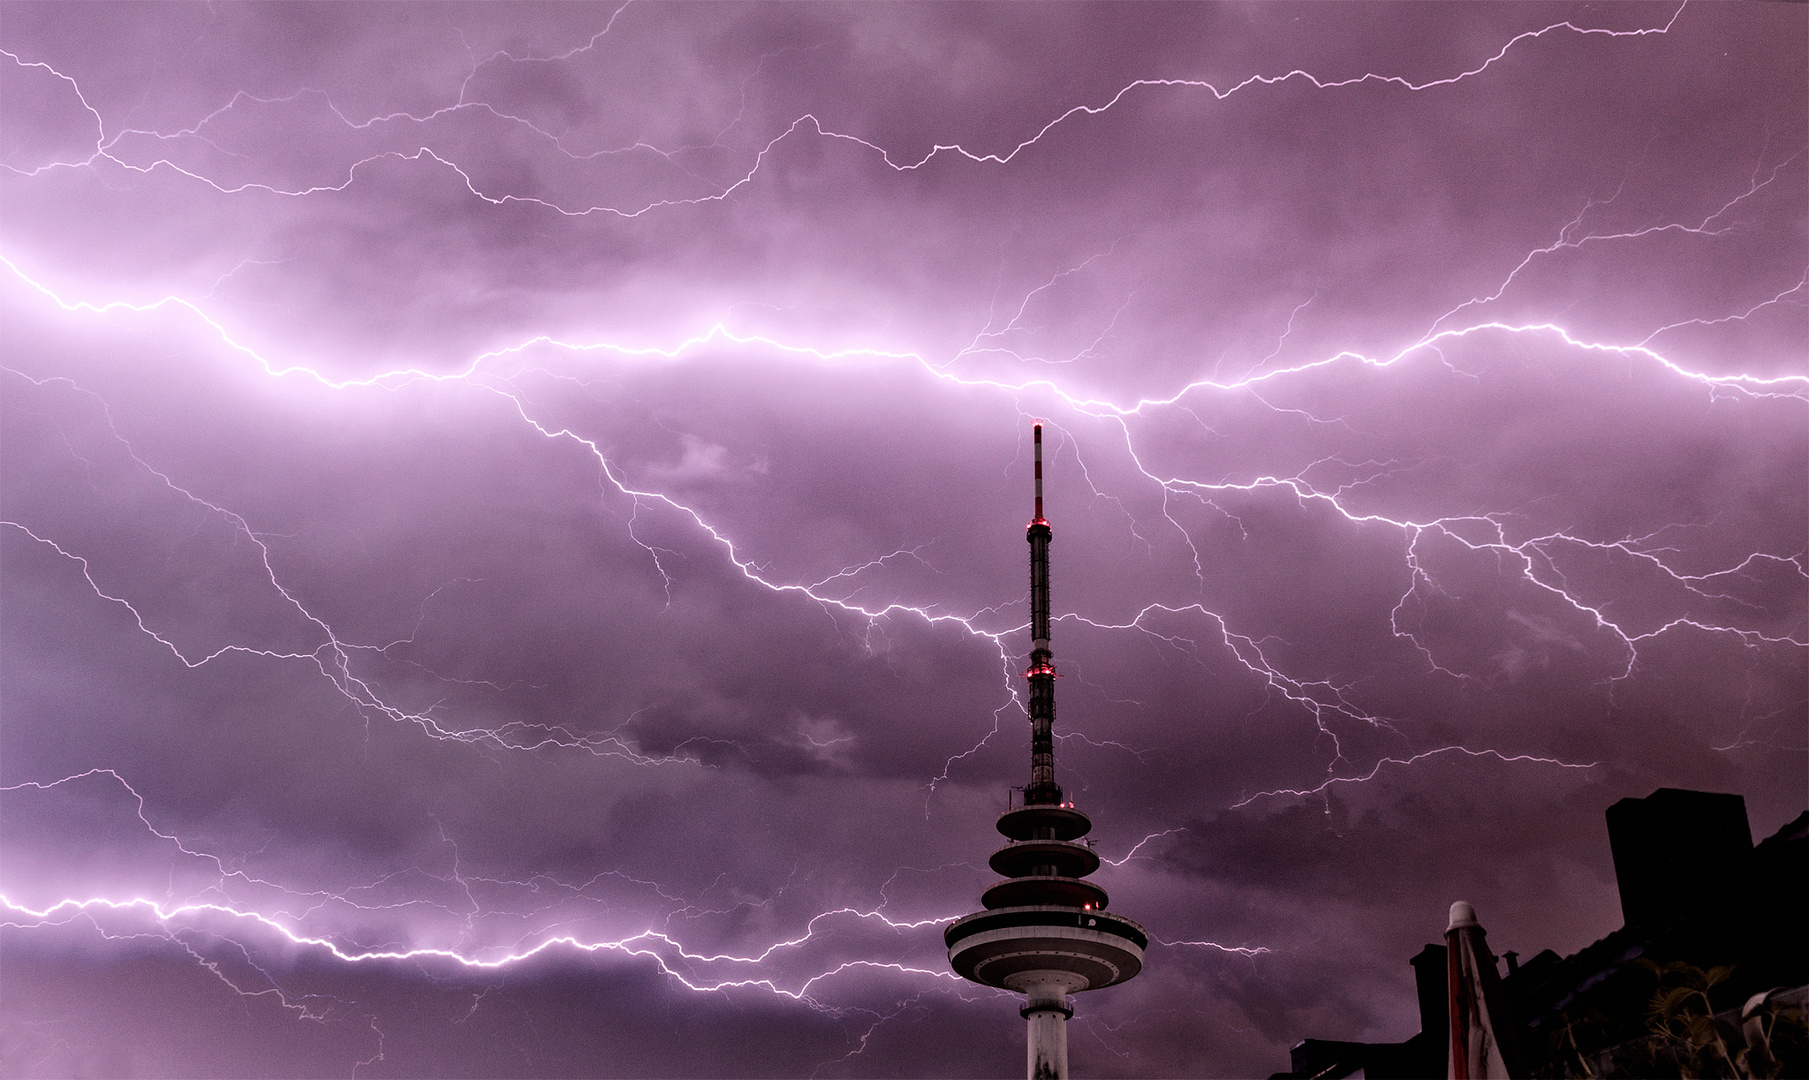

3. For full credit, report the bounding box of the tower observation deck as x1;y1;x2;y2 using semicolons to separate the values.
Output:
945;424;1146;1080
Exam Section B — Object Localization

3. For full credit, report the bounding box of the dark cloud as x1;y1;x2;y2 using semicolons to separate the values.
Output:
1;3;1803;1077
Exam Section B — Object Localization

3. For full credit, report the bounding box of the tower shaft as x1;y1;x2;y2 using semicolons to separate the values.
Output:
1026;424;1060;807
1024;979;1073;1080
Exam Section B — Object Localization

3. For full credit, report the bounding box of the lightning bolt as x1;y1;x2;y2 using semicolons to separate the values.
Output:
1;6;1694;217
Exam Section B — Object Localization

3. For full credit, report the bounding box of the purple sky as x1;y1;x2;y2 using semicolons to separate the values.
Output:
1;4;1804;1077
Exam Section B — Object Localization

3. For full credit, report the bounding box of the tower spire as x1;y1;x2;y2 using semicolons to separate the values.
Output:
1034;422;1045;524
1026;423;1059;806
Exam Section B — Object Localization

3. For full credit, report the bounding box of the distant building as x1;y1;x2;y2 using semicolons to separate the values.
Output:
1272;788;1808;1079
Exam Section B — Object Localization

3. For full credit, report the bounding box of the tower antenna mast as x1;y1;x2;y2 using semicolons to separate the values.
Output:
1026;423;1059;806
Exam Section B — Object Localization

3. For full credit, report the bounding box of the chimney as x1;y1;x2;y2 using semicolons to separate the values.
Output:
1605;788;1752;930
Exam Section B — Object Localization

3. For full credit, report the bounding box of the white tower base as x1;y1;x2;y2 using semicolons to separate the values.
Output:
1011;971;1084;1080
1024;1003;1069;1080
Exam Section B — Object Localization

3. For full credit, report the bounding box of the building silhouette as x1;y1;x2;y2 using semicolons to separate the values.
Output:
1274;787;1808;1079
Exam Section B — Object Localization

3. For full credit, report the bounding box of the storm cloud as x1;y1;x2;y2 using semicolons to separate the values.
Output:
1;4;1803;1077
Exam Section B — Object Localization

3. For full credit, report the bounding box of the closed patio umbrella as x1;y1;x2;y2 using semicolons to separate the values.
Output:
1446;900;1522;1079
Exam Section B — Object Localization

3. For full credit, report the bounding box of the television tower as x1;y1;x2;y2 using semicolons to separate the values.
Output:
945;423;1146;1080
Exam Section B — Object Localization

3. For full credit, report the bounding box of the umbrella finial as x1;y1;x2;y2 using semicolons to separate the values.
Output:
1448;900;1479;930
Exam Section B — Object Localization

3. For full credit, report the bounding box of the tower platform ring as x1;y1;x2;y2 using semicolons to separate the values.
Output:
988;839;1101;879
996;805;1092;842
981;874;1109;911
945;906;1147;992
